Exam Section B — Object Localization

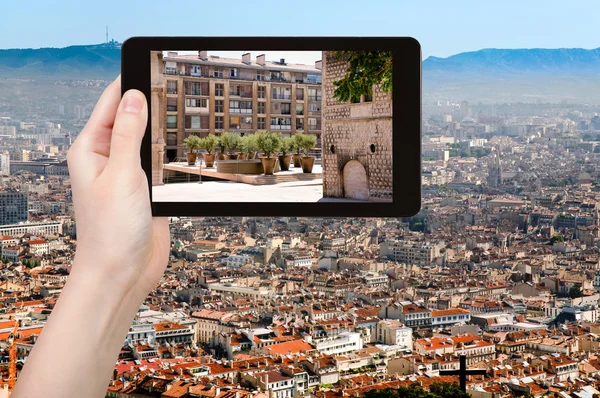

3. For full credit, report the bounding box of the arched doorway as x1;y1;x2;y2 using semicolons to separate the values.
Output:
342;160;369;200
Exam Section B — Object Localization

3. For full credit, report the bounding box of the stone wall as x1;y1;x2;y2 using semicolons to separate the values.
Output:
321;51;393;201
150;51;166;186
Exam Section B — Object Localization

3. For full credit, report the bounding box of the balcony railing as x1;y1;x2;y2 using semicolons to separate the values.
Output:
270;125;292;130
308;96;322;102
167;89;177;95
270;76;290;83
167;106;178;112
167;123;177;129
230;108;253;114
272;94;292;100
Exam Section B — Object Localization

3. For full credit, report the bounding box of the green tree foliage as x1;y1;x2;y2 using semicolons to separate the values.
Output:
569;286;584;299
550;234;564;245
362;384;469;398
256;131;282;158
332;51;392;102
408;215;425;232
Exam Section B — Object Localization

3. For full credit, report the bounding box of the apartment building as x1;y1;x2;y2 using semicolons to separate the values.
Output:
380;240;439;266
0;191;28;225
153;51;322;161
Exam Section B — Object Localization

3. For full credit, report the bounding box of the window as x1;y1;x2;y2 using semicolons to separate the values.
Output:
165;62;177;75
295;73;304;83
257;117;266;130
271;117;291;130
186;98;207;108
167;98;177;112
257;86;266;98
296;118;304;130
309;102;321;112
187;82;203;96
167;81;177;94
190;116;201;129
307;73;321;84
229;68;238;78
272;87;291;100
215;100;224;113
308;88;321;101
215;117;224;130
191;65;201;76
230;116;251;129
296;88;304;100
281;103;291;115
257;102;266;114
213;67;224;78
230;85;241;96
271;71;284;82
167;115;177;129
215;83;224;97
296;104;304;115
308;118;318;130
257;70;265;80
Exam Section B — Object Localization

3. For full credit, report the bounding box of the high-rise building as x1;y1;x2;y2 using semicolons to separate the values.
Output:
0;152;9;176
151;51;322;162
0;192;28;225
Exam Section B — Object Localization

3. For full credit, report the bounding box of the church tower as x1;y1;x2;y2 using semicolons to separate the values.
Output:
595;205;600;227
487;147;502;188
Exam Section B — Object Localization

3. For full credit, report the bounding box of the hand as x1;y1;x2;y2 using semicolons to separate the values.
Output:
12;76;170;398
66;76;170;303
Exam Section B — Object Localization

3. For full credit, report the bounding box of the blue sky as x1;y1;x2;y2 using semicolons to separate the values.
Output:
2;0;599;58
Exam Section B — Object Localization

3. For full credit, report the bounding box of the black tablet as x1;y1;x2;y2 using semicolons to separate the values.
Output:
121;36;421;217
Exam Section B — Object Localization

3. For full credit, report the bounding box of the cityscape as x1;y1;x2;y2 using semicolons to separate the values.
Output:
6;40;600;398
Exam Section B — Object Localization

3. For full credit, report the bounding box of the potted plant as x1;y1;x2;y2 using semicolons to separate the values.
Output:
183;135;202;165
217;135;226;160
299;134;317;173
278;136;294;171
256;131;282;175
200;134;218;167
221;132;240;160
240;135;259;160
292;133;305;167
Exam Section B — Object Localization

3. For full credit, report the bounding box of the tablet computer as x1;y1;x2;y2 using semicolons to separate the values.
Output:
121;36;421;217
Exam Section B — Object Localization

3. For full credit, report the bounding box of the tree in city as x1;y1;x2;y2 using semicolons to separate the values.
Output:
550;234;564;245
569;286;583;299
332;51;392;102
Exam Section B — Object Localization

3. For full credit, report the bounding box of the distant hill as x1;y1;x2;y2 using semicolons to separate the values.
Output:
422;47;600;103
0;44;600;102
424;47;600;76
0;43;121;79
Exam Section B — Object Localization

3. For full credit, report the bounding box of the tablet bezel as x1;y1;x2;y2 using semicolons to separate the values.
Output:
121;36;421;217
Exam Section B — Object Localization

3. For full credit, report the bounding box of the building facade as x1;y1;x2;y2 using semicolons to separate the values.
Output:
321;51;393;201
0;192;28;225
150;50;322;182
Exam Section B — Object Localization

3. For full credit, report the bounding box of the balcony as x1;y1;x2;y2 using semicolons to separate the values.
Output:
308;96;322;102
230;108;253;114
272;94;292;100
270;125;292;130
270;75;291;83
165;68;179;75
167;123;177;130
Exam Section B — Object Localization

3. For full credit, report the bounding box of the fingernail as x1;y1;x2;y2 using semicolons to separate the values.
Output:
123;92;144;113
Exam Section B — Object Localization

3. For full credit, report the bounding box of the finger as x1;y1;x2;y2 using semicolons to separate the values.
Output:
77;76;122;158
67;76;121;186
105;89;148;178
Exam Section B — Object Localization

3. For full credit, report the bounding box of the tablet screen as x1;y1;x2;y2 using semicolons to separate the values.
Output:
149;50;393;204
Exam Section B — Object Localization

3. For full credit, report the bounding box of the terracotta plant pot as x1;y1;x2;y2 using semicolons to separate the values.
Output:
203;153;216;167
301;156;315;173
186;152;197;166
248;151;256;160
260;157;277;175
293;154;302;167
279;155;291;171
224;154;239;160
238;153;247;160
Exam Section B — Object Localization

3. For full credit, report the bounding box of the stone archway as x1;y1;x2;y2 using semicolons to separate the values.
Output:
342;160;369;200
